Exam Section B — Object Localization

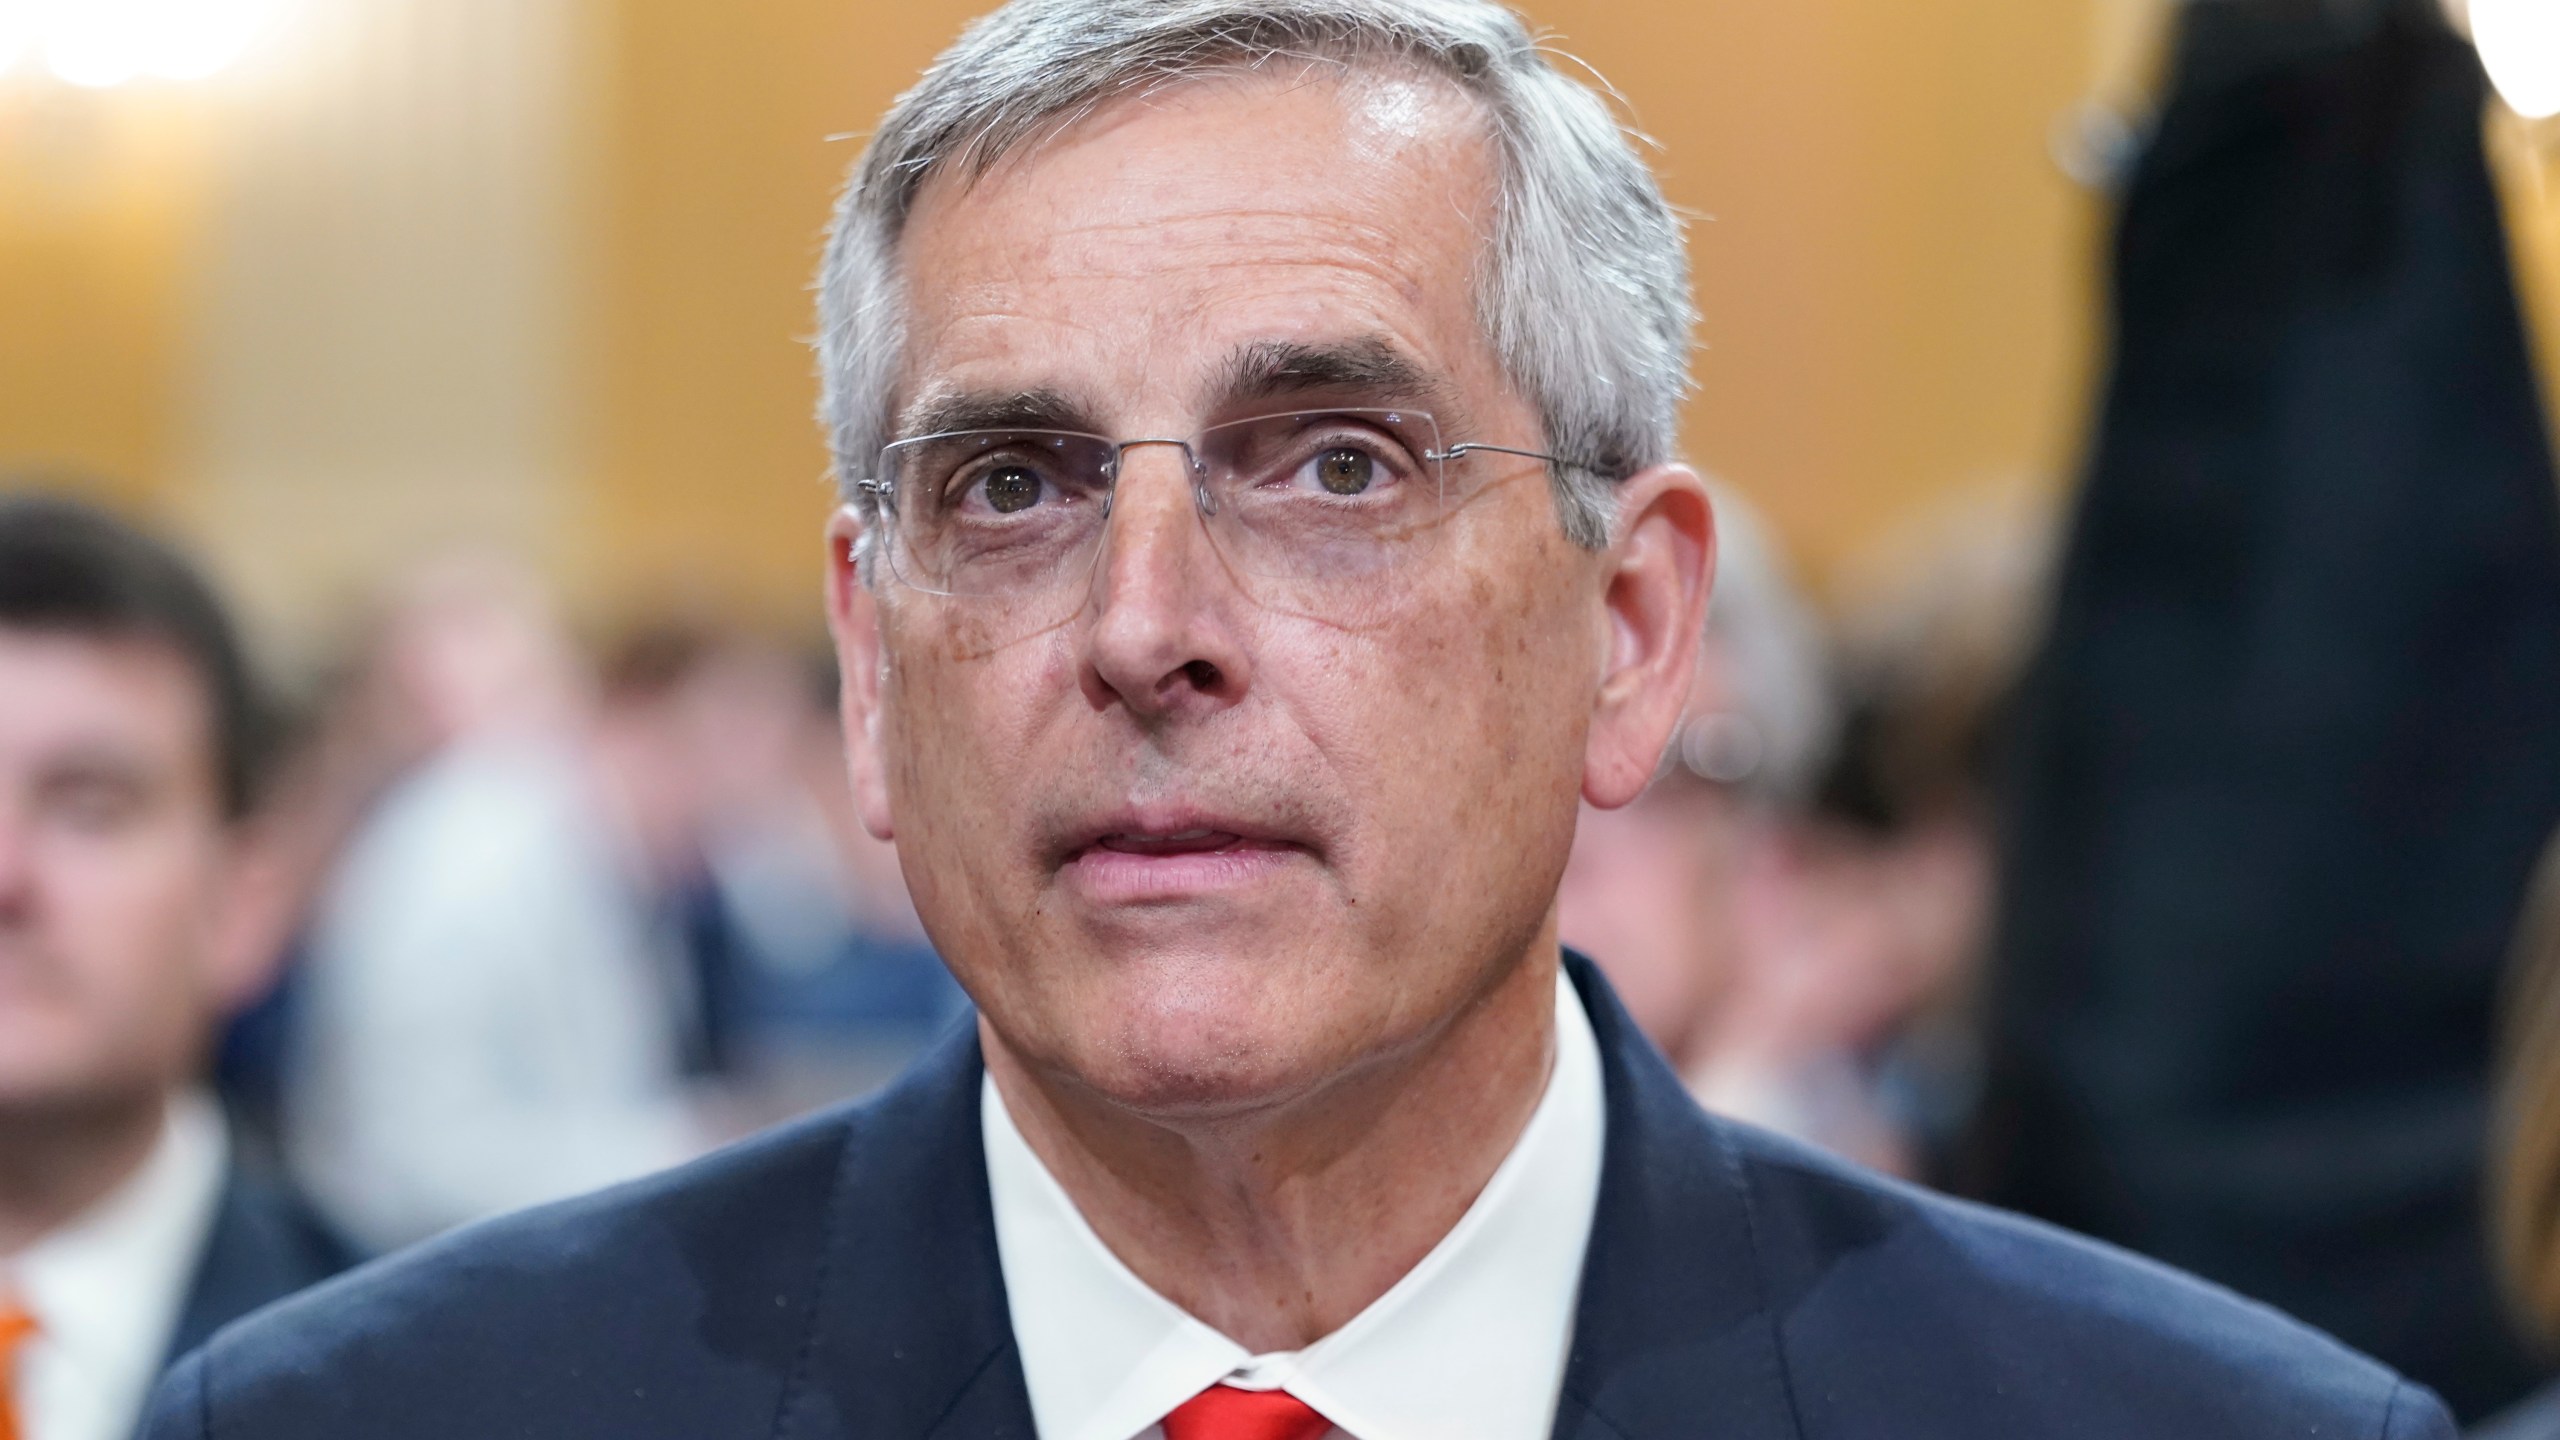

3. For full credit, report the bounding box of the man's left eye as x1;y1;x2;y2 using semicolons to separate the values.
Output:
1313;447;1376;495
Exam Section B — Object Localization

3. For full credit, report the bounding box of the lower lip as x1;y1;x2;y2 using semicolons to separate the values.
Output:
1061;841;1304;904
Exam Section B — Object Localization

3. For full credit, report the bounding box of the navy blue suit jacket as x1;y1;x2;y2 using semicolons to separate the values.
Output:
163;1162;359;1367
145;956;2453;1438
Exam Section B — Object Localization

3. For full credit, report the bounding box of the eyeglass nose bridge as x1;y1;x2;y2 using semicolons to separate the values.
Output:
1100;437;1217;518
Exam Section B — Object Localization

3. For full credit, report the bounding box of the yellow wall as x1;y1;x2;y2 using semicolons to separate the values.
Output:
2490;109;2560;450
584;1;1017;625
0;86;216;511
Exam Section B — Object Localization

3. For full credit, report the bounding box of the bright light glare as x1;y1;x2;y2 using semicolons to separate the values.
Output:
0;2;41;77
2474;0;2560;119
0;0;282;88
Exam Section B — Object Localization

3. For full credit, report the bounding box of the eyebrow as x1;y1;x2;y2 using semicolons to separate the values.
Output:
1206;336;1460;416
894;386;1103;444
888;336;1468;448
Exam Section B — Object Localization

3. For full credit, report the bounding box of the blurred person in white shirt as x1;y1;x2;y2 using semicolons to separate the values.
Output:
284;566;718;1251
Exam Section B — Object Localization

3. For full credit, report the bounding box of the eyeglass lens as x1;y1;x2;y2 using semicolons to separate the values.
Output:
875;409;1450;610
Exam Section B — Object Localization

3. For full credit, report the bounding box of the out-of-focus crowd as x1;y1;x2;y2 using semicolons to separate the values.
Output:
0;497;979;1440
226;548;969;1250
1560;484;2045;1184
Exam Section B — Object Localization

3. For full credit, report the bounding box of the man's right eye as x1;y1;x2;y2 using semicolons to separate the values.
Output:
980;464;1045;514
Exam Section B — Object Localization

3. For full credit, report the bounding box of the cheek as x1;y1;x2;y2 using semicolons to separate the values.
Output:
875;622;1078;926
1312;545;1596;906
25;829;219;1040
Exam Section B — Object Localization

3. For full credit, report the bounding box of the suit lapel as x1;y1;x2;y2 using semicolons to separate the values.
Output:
778;1021;1037;1440
774;963;1799;1440
164;1164;357;1365
1553;953;1803;1440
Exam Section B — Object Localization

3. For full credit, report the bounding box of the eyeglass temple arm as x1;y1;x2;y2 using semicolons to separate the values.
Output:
1428;442;1609;475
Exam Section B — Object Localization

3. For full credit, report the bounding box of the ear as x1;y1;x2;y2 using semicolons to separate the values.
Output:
204;817;292;1016
1584;464;1716;809
825;506;897;841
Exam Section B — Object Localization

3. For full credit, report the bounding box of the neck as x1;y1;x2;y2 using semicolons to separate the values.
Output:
985;928;1563;1353
0;1089;170;1258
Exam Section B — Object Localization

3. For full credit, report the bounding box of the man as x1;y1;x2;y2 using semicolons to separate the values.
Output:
144;3;2455;1437
0;493;354;1440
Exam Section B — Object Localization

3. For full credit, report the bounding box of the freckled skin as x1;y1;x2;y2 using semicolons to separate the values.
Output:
825;65;1711;1348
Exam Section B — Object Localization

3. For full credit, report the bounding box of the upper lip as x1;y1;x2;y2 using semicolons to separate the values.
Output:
1053;805;1308;863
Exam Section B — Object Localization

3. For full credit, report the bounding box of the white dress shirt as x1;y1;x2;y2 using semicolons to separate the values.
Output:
4;1091;228;1440
985;970;1606;1440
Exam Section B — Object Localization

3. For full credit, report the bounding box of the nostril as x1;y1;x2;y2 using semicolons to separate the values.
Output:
1181;658;1223;691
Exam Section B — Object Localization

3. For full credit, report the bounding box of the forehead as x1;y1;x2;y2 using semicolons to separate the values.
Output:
0;629;213;776
895;63;1505;428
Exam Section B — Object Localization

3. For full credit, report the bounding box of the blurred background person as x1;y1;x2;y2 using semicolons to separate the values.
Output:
1964;0;2560;1417
1561;485;2049;1177
2485;829;2560;1439
1706;488;2052;1178
209;550;603;1155
671;639;968;1118
0;492;354;1440
280;554;717;1251
1558;487;1893;1149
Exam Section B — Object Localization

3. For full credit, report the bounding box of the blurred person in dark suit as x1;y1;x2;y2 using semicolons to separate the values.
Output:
1965;0;2560;1418
2479;833;2560;1439
145;4;2455;1437
0;493;354;1440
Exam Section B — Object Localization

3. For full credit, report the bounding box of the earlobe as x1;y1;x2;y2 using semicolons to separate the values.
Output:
825;507;897;841
1583;465;1716;810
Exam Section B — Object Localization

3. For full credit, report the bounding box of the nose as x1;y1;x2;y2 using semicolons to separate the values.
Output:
1080;441;1253;723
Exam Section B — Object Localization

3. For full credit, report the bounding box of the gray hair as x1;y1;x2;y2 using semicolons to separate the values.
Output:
814;0;1695;553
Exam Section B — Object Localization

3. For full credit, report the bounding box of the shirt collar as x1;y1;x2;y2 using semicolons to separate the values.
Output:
986;968;1606;1440
7;1090;229;1411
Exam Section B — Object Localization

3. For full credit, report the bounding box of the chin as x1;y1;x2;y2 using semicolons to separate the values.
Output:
1049;946;1361;1121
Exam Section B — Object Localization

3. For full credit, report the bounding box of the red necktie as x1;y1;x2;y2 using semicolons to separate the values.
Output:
1160;1383;1334;1440
0;1297;36;1440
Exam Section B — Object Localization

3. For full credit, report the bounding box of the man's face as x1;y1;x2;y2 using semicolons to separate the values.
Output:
830;66;1702;1117
0;631;247;1116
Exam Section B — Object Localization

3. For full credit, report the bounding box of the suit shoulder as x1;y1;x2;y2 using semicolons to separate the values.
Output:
165;1104;859;1438
1716;1123;2456;1438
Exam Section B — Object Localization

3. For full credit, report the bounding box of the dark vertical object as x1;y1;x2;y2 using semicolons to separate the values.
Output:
1967;0;2560;1419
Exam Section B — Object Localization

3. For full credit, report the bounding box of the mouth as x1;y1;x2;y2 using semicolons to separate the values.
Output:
1055;811;1313;903
1083;827;1286;858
